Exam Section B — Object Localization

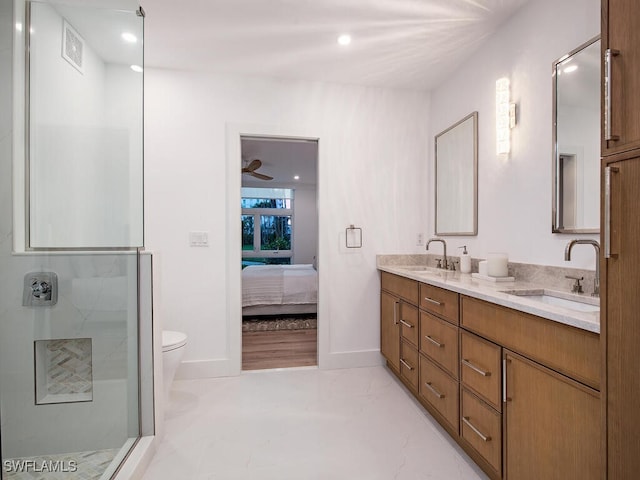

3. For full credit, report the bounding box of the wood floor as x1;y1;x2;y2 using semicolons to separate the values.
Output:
242;329;318;370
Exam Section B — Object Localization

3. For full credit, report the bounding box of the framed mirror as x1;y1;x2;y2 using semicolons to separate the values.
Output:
552;36;600;233
435;112;478;236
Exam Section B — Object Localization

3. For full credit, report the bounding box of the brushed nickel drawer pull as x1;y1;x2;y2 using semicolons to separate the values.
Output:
604;48;620;142
462;359;491;377
463;416;491;442
424;297;442;306
400;358;414;371
400;319;414;328
425;335;444;348
424;382;445;399
393;301;399;325
605;166;619;258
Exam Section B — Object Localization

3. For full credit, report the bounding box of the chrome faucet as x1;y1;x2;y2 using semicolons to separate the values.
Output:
564;239;600;297
426;238;447;269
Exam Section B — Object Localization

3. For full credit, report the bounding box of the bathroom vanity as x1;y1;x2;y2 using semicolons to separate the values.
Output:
378;262;600;480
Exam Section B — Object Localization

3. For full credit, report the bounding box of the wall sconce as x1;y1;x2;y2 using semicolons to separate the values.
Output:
496;77;517;155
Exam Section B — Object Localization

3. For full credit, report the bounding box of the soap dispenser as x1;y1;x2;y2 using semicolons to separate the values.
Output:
458;246;471;274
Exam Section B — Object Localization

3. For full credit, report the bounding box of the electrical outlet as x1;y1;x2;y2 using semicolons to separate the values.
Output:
416;233;424;246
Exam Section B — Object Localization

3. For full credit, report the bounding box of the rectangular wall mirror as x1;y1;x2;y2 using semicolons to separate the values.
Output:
435;112;478;236
552;36;600;233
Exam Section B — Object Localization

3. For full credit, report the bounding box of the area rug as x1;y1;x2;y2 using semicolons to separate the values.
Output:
242;315;317;332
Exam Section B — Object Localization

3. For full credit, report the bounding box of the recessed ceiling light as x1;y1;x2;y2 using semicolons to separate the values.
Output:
130;64;143;73
122;32;138;43
337;34;351;46
293;175;300;180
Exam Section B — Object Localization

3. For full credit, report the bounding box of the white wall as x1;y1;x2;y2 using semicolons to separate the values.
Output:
145;72;430;375
428;0;600;269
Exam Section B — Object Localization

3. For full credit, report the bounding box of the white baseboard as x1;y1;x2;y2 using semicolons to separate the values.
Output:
176;358;239;379
319;349;385;370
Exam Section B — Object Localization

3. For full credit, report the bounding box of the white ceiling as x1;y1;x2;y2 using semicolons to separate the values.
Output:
241;137;319;187
142;0;531;91
138;0;533;183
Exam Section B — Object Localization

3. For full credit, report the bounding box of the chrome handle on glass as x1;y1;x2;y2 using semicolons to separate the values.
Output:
605;48;620;142
400;358;414;371
605;166;619;258
463;416;491;442
425;335;444;348
423;297;442;306
400;320;414;328
462;359;491;377
424;382;445;399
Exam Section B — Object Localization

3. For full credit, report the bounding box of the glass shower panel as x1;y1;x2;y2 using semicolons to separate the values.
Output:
27;1;144;249
0;1;146;479
1;253;140;479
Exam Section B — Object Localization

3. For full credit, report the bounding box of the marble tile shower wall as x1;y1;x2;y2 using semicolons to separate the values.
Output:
0;254;139;458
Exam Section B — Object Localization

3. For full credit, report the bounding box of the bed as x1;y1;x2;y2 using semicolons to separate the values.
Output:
242;264;318;316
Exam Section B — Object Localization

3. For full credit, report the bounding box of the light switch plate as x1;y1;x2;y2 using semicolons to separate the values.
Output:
189;231;209;247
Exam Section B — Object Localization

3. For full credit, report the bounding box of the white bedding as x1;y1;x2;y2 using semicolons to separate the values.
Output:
242;264;318;307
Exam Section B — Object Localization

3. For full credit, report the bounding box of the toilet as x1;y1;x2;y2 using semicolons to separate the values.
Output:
161;330;188;406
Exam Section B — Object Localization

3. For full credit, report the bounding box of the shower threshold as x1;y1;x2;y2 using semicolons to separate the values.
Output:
2;438;136;480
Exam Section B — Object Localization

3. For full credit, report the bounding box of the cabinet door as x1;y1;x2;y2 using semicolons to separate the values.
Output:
602;0;640;155
380;290;400;371
504;351;601;480
603;156;640;478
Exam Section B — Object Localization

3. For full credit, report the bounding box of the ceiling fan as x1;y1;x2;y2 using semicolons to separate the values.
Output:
242;159;273;181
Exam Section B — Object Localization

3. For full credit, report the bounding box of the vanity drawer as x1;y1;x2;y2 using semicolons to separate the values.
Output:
460;330;502;412
420;283;459;324
419;355;459;432
460;295;600;390
461;387;502;477
381;272;419;305
420;311;459;379
400;302;419;347
400;340;419;391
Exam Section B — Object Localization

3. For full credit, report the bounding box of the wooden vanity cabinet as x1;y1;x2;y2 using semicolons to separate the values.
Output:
380;290;401;371
600;153;640;479
380;272;601;480
602;0;640;156
602;2;640;477
503;351;601;480
380;272;419;373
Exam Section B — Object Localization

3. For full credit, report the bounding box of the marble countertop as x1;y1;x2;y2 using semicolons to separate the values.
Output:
378;264;600;334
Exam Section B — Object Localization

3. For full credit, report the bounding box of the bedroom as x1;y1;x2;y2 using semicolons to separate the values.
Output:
240;136;319;370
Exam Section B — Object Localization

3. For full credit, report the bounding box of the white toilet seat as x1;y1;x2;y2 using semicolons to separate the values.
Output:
162;330;187;352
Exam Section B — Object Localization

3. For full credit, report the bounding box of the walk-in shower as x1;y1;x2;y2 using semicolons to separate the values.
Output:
1;1;152;479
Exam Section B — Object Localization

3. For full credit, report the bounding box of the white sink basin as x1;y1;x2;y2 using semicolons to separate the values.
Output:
398;266;445;277
501;289;599;313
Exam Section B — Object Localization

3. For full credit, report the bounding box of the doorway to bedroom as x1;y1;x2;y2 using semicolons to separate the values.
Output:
240;136;319;370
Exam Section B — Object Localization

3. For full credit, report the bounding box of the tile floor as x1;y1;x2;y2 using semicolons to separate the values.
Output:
141;366;488;480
